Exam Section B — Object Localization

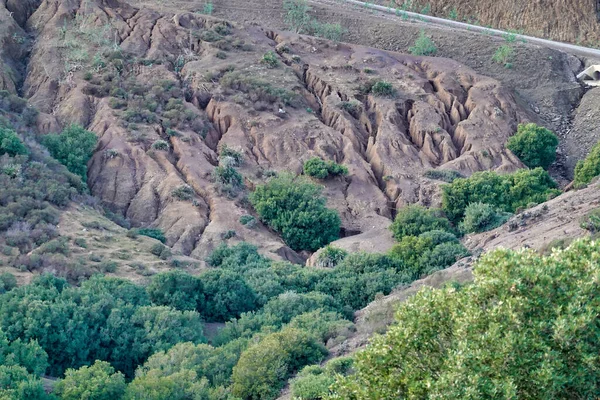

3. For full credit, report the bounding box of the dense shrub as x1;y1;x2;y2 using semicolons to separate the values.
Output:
0;275;205;377
0;273;16;294
199;269;259;322
212;165;244;198
147;270;204;312
0;127;28;157
54;361;126;400
315;245;348;268
390;205;453;241
574;140;600;187
171;185;194;201
303;157;348;179
41;124;97;180
328;239;600;399
389;232;468;278
0;365;51;400
424;169;463;183
291;359;353;400
250;174;340;251
137;228;166;243
231;328;328;400
580;208;600;234
459;202;512;234
370;81;395;97
442;168;560;223
507;123;559;169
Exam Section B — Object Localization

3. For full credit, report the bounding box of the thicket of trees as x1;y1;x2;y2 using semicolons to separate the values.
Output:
327;239;600;399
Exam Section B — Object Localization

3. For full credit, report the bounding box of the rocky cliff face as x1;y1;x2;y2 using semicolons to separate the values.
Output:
1;0;532;261
392;0;600;45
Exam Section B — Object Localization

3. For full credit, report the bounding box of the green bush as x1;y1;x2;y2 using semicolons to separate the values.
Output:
303;157;348;179
0;273;16;294
171;185;194;201
231;327;327;400
424;169;463;183
219;144;243;166
507;123;559;169
409;30;437;56
261;51;279;68
54;361;126;400
492;44;514;68
199;269;258;322
580;208;600;234
390;205;453;241
147;270;204;312
151;140;169;151
239;215;256;228
315;245;348;268
442;168;560;223
574;140;600;187
213;165;244;198
459;202;512;234
137;228;166;243
328;239;600;399
0;365;51;400
250;173;340;252
370;81;395;97
291;366;335;400
41;124;97;181
0;127;28;157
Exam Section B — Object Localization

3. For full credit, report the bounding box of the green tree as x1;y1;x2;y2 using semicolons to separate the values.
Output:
389;205;453;241
249;173;340;251
42;124;97;180
574;140;600;187
507;123;558;169
54;361;126;400
199;269;258;322
231;328;327;400
0;365;51;400
147;270;204;311
124;369;210;400
328;239;600;399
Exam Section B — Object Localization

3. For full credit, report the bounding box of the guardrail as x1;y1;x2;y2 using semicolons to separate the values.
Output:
327;0;600;60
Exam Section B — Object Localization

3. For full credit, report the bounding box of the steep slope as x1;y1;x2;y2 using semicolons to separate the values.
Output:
11;0;533;261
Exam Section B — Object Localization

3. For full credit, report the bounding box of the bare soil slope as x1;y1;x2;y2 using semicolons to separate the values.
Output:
0;0;544;261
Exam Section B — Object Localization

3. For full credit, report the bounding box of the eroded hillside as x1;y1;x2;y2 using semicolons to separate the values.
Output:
0;0;539;263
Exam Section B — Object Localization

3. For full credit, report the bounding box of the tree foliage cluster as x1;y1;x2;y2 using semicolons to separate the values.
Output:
507;123;559;170
574;140;600;187
389;205;469;276
250;174;340;251
328;239;600;399
442;168;560;224
41;124;97;181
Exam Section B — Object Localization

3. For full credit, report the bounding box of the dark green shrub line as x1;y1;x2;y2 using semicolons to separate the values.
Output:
442;168;560;224
303;157;348;179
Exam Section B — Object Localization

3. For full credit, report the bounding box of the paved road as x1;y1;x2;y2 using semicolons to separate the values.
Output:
313;0;600;60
